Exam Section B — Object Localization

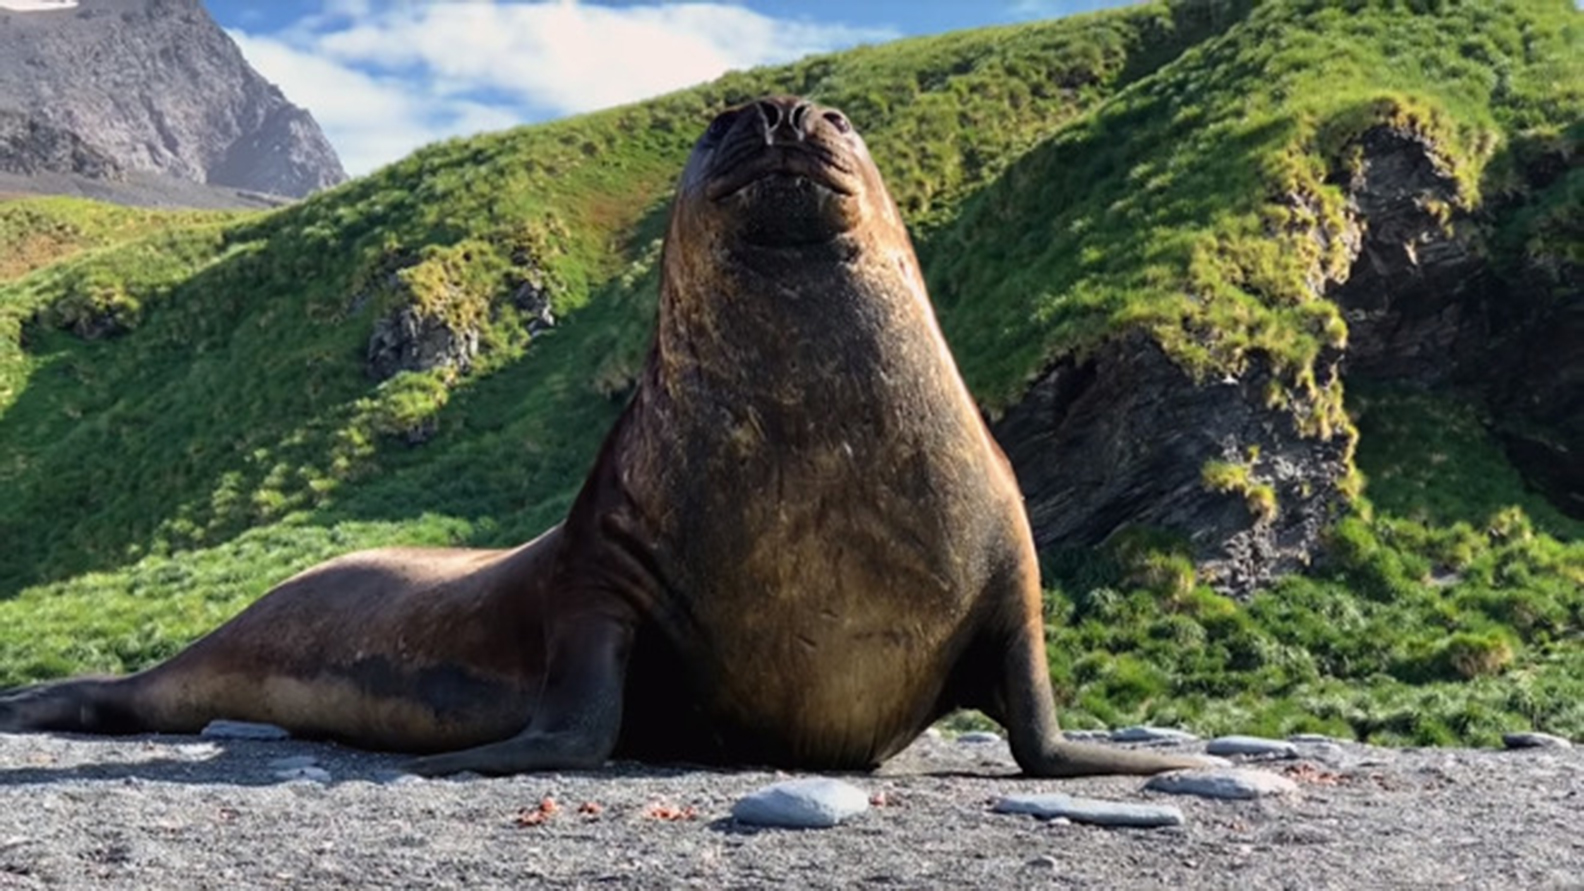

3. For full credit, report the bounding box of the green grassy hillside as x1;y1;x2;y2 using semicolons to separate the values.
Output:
0;197;239;283
1;0;1580;744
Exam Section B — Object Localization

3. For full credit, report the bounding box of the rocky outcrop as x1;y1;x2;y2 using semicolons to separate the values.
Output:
363;244;559;384
0;0;345;198
1326;124;1582;518
991;121;1580;594
1327;125;1486;384
993;335;1349;597
366;306;481;383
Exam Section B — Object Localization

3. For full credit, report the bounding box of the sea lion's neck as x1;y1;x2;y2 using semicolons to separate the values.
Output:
653;237;948;404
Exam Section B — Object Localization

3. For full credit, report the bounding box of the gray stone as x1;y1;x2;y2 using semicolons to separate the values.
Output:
956;731;1002;744
1503;732;1573;750
1110;726;1199;744
274;766;332;783
1062;729;1112;742
1206;735;1299;758
1288;733;1342;744
1145;768;1298;800
994;793;1184;828
200;720;291;741
731;779;869;829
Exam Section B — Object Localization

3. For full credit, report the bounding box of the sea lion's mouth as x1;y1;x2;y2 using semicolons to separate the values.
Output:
706;143;856;202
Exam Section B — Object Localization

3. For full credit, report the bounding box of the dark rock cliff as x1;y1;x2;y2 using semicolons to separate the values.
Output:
993;123;1580;595
0;0;345;198
1328;125;1581;519
994;335;1349;596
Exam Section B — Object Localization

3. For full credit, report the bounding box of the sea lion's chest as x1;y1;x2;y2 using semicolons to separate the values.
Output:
622;374;1006;763
608;259;1019;763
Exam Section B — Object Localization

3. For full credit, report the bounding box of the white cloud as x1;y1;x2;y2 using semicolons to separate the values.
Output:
229;29;516;177
229;1;896;177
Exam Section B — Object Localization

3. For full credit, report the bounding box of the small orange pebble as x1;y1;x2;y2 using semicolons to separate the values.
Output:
1281;763;1344;786
646;803;699;821
515;796;561;827
869;792;890;807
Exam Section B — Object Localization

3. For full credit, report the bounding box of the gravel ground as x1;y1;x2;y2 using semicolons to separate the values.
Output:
2;729;1581;889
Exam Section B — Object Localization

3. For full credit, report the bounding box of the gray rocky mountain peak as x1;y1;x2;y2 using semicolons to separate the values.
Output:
0;0;346;198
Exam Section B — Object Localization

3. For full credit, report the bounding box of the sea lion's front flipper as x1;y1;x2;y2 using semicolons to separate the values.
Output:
406;611;633;776
960;562;1214;778
982;609;1214;777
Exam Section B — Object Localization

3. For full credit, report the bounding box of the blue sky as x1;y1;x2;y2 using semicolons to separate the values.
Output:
205;0;1135;177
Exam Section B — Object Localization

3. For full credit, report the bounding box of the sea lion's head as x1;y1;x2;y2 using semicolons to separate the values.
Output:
652;96;932;392
668;95;904;251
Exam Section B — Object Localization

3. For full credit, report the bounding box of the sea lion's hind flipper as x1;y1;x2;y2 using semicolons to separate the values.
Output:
406;612;633;776
0;676;148;735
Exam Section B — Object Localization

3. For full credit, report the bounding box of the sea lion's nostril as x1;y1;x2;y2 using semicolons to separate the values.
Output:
755;100;782;131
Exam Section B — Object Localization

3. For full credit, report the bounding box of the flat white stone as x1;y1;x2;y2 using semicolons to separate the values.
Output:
274;766;332;783
1206;735;1299;758
731;778;869;828
1062;729;1112;742
994;793;1184;828
1145;768;1297;800
1111;726;1199;743
1503;732;1573;750
1288;733;1342;744
957;731;1003;744
200;720;291;741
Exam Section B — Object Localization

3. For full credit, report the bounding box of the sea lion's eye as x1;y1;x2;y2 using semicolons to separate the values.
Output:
705;111;737;143
822;111;852;135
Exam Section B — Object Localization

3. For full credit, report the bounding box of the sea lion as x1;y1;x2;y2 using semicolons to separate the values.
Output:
0;96;1206;778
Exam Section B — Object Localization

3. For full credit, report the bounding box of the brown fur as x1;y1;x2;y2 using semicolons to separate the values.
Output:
1;97;1208;777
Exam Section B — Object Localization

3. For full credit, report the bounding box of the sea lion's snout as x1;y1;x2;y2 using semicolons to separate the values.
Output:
687;95;873;247
701;97;861;199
